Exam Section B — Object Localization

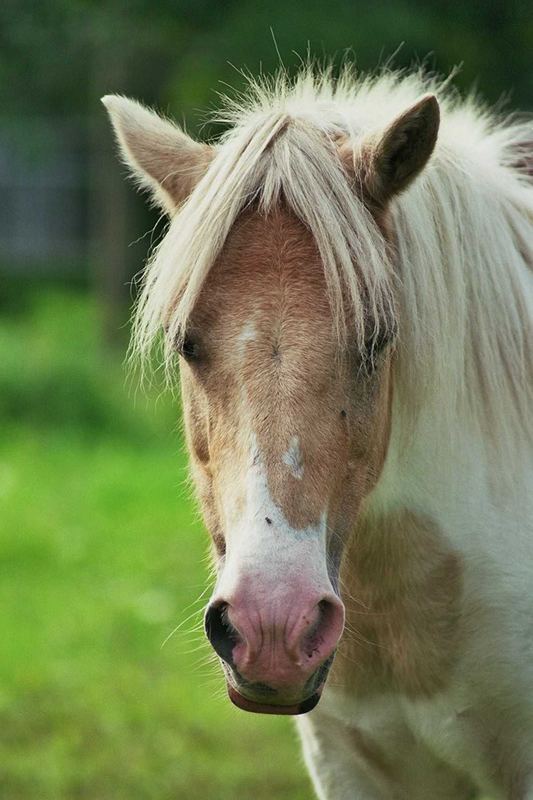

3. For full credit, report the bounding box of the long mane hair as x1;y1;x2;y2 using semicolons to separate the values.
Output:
131;66;533;459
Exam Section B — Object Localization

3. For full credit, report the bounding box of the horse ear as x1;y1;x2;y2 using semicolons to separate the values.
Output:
101;95;213;214
342;94;440;206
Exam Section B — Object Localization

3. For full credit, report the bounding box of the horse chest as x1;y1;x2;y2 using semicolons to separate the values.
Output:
332;508;463;698
319;686;501;799
325;509;531;795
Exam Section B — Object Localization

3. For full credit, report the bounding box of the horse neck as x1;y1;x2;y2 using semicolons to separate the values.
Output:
362;389;531;563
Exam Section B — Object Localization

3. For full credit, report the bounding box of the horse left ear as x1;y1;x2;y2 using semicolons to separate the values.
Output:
342;94;440;206
101;95;213;214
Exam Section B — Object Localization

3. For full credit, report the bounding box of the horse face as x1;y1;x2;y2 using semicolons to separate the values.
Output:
180;206;395;714
103;91;439;714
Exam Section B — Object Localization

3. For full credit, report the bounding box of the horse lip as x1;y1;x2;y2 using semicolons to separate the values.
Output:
227;683;323;715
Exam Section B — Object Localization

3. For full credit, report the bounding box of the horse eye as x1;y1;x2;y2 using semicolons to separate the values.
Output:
178;334;201;362
362;327;394;372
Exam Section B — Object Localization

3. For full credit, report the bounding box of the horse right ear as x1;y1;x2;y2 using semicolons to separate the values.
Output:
101;95;213;214
340;93;440;207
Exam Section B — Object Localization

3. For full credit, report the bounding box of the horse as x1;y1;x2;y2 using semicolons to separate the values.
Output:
103;65;533;799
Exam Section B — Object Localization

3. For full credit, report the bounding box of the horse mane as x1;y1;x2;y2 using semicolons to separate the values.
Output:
132;65;533;456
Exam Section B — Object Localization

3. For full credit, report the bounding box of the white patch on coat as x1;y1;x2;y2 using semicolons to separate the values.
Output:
238;321;257;348
283;435;304;479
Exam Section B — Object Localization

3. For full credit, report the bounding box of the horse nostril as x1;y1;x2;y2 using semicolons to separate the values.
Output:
301;596;345;661
204;601;241;666
317;597;340;628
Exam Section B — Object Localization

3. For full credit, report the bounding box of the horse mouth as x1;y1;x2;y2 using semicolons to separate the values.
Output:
227;682;323;715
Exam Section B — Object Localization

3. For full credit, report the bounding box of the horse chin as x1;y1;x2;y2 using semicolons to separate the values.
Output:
226;682;324;715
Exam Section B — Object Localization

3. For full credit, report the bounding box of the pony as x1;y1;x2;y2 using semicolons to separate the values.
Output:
103;65;533;799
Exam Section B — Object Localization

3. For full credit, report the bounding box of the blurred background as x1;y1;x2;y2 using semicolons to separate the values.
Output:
0;2;531;798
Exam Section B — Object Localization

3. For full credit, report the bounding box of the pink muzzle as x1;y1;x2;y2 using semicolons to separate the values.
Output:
205;586;345;714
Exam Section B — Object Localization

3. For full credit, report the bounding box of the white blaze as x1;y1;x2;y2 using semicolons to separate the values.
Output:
217;438;329;596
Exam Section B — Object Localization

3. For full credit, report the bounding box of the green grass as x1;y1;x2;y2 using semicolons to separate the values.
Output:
0;289;312;799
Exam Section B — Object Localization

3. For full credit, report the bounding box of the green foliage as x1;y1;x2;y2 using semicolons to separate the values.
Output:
1;0;531;123
0;287;169;438
0;291;311;799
